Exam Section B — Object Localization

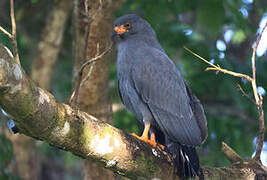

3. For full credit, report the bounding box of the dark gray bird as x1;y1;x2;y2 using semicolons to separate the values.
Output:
111;14;208;178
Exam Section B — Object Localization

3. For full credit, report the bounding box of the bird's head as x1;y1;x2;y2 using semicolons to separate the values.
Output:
111;14;156;42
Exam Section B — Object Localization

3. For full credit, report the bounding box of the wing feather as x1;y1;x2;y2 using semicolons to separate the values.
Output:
131;47;204;146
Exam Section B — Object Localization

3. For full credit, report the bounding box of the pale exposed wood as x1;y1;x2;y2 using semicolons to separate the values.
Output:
221;142;242;164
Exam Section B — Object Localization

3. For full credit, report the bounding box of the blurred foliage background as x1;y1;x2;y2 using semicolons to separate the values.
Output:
0;0;266;179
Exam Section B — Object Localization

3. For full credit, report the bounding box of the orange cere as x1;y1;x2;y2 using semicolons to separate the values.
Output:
114;25;128;35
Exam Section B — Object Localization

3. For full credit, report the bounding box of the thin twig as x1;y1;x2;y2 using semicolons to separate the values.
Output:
254;22;267;50
0;0;20;65
184;22;266;163
82;0;90;65
251;47;259;105
205;67;253;81
69;43;113;105
80;43;99;87
10;0;16;36
237;84;256;105
79;43;112;75
0;26;12;38
89;0;102;24
183;47;253;82
252;22;266;161
82;0;103;66
10;0;20;65
183;47;218;68
80;62;95;86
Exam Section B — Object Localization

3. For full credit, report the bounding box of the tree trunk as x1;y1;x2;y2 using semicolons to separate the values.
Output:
31;0;73;89
73;0;118;179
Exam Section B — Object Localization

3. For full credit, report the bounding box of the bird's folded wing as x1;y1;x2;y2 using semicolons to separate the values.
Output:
184;81;208;142
131;47;203;146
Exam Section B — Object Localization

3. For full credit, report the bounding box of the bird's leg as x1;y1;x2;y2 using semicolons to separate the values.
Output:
132;124;157;147
150;131;156;142
150;132;165;150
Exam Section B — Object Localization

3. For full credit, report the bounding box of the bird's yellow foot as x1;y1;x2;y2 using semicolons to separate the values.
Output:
132;133;157;147
131;133;164;150
158;144;165;150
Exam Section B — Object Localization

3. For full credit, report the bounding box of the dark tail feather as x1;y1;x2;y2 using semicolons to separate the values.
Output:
166;141;200;178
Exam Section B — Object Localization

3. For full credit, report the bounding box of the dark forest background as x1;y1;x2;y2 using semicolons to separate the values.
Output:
0;0;266;179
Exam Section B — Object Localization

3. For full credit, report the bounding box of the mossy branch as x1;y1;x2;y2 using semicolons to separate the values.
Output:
0;44;177;180
1;44;266;179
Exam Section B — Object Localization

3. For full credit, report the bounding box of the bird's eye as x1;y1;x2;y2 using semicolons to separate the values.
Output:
124;23;131;28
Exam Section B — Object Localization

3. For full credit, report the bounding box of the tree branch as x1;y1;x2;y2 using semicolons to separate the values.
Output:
221;142;242;164
0;44;176;180
237;84;256;105
183;47;253;82
0;26;12;38
252;22;267;161
1;44;267;179
0;0;266;178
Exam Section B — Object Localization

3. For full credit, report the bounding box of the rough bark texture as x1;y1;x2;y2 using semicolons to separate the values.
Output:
1;45;267;179
73;0;113;130
73;0;122;179
0;44;174;179
31;0;73;89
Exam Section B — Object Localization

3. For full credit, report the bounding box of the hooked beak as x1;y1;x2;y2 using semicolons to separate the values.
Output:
111;25;128;41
